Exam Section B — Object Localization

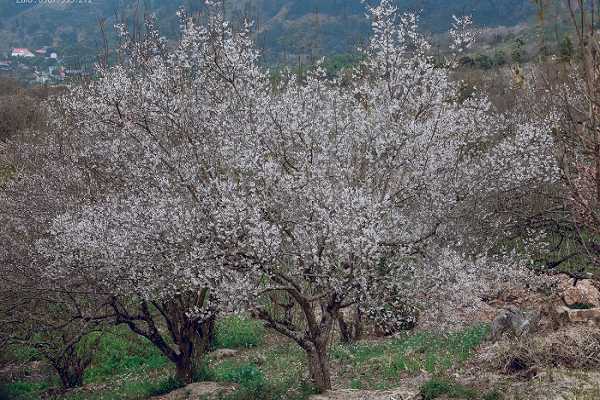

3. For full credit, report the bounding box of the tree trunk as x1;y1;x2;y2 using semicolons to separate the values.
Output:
337;308;363;344
57;364;84;388
307;344;331;392
353;308;363;340
175;355;194;384
337;313;353;344
175;321;199;385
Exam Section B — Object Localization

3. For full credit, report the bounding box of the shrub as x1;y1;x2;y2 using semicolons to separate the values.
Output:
366;301;419;336
215;316;265;349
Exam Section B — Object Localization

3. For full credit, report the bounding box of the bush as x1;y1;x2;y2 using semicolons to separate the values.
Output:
215;316;265;349
420;377;477;400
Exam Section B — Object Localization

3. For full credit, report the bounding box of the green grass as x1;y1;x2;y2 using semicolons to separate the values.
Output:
0;382;49;400
420;377;478;400
482;390;503;400
2;326;173;400
83;327;168;384
330;324;489;389
2;323;488;400
56;375;183;400
1;343;42;364
215;316;266;349
206;347;316;400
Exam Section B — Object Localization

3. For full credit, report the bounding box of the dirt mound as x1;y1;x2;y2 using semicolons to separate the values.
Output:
150;382;238;400
309;388;418;400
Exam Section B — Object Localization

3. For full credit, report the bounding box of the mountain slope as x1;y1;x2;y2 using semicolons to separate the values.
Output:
0;0;535;60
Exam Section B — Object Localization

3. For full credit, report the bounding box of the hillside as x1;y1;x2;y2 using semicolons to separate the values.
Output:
0;0;535;61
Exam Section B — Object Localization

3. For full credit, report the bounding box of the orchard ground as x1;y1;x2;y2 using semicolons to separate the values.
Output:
2;315;599;400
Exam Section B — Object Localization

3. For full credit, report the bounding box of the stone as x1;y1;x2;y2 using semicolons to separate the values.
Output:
150;382;238;400
552;305;571;328
565;308;600;324
309;388;419;400
209;348;239;360
560;278;600;308
489;306;540;341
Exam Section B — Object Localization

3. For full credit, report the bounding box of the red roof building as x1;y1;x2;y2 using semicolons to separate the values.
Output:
11;48;35;58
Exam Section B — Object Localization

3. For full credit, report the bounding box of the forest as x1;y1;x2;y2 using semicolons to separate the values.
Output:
1;1;600;400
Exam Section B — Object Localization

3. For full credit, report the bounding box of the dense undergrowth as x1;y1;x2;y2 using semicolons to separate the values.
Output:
0;317;491;400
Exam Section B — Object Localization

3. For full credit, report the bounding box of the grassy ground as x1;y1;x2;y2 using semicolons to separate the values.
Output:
0;319;491;400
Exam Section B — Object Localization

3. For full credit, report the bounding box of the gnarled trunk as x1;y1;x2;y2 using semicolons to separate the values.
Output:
111;291;215;386
47;344;93;389
173;309;214;384
307;343;331;392
175;353;194;384
57;364;85;388
255;288;341;393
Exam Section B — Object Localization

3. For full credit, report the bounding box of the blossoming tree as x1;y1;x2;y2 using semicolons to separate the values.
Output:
0;134;111;388
235;0;558;391
39;6;264;383
38;0;559;391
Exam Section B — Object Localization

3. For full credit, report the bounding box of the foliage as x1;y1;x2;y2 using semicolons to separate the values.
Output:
363;294;419;336
559;35;574;61
511;38;525;63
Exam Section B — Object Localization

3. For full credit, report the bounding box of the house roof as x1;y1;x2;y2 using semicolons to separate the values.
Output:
12;48;34;56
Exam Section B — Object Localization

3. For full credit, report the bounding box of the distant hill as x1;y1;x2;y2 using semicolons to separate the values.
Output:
0;0;535;62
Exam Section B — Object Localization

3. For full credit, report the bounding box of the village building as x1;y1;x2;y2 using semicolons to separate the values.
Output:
11;48;35;58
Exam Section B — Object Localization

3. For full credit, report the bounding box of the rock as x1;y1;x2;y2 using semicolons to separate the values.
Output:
560;278;600;308
552;306;571;329
564;308;600;324
150;382;238;400
210;348;239;360
489;306;540;341
309;388;419;400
